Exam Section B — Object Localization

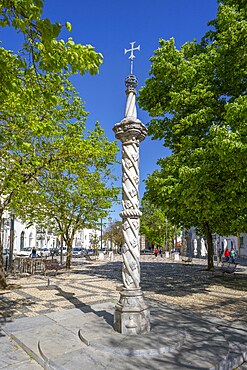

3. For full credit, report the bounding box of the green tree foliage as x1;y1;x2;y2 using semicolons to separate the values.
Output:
140;198;172;250
16;123;119;269
0;0;112;287
103;220;124;250
139;0;247;269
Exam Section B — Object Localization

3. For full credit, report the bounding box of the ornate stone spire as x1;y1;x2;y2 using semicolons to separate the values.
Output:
113;73;147;146
113;42;147;146
113;42;150;335
124;74;138;118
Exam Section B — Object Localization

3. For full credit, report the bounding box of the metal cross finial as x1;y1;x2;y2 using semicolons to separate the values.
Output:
124;41;140;75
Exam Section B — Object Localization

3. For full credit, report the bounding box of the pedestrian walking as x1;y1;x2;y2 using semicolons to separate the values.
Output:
159;248;163;257
230;247;236;263
154;247;158;257
224;247;230;262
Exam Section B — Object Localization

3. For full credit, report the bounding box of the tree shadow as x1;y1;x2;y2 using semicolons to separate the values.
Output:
104;298;247;370
72;261;212;297
70;260;247;321
73;259;247;294
0;287;37;337
55;286;114;326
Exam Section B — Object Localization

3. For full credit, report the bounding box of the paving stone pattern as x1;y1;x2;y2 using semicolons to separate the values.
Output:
1;255;247;322
1;255;247;369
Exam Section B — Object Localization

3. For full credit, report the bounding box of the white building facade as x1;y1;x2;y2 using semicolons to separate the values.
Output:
187;227;247;258
239;233;247;257
74;228;101;250
1;211;101;253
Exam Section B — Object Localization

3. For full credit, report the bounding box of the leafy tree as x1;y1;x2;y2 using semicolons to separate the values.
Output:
140;197;173;250
103;220;124;250
139;0;247;270
16;123;119;269
0;0;104;288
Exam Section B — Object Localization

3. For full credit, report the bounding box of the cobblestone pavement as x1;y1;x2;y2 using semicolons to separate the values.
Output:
1;255;247;324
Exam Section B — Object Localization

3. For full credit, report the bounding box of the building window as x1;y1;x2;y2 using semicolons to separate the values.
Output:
29;232;33;248
240;237;244;248
20;231;25;250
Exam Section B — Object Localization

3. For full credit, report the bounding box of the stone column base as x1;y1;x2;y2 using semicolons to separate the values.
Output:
114;288;150;335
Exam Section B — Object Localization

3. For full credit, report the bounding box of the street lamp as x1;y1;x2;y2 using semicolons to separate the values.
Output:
1;217;7;250
108;217;112;250
165;218;168;251
100;218;103;250
172;225;177;252
9;209;15;272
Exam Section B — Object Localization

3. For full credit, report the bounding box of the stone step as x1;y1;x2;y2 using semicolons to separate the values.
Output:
3;304;247;370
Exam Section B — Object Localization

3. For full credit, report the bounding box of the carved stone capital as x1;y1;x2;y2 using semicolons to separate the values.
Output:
113;118;147;144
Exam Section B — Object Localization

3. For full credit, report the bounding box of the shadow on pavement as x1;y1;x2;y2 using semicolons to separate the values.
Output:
55;286;114;326
73;260;247;295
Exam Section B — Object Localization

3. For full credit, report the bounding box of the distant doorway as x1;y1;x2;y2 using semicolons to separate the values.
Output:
20;231;25;250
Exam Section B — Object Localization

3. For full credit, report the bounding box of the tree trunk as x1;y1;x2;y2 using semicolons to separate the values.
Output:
60;235;63;265
0;214;7;289
204;221;214;270
66;240;73;270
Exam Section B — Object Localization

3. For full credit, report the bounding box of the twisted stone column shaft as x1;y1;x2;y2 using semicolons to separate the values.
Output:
121;140;141;289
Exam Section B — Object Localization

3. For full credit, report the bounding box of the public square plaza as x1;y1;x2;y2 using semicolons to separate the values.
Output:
1;254;247;369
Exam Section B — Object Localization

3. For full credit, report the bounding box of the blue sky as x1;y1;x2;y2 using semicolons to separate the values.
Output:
1;0;218;222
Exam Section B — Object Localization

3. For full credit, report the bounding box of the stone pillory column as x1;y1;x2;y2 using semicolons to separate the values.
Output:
113;42;150;335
